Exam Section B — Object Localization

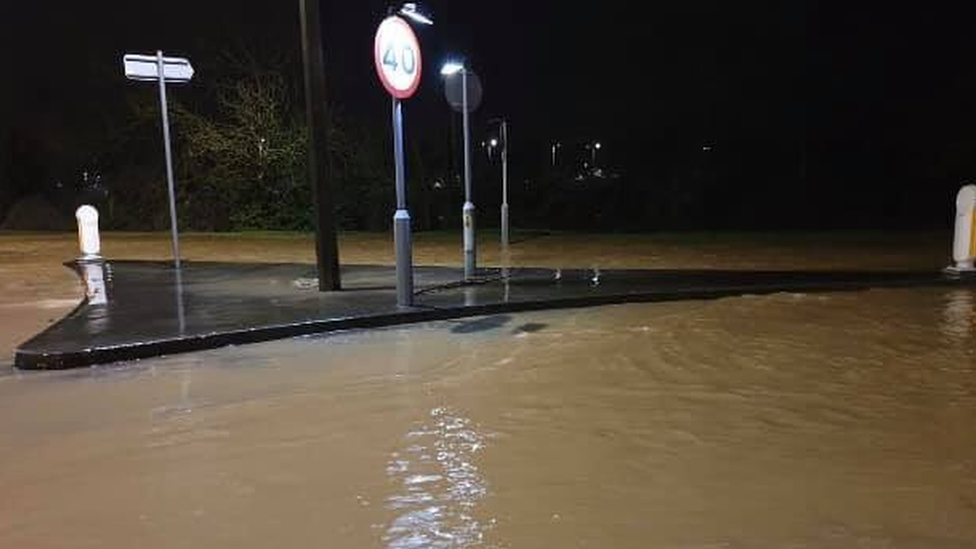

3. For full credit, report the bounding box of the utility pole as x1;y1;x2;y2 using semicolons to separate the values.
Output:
299;0;341;291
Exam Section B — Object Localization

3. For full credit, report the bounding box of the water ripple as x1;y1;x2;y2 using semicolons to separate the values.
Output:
384;407;493;548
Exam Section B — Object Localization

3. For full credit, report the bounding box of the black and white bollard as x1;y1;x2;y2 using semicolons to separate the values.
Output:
949;185;976;273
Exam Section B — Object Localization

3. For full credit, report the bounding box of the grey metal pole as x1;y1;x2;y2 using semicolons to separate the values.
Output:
462;69;476;280
392;98;414;307
500;119;509;251
157;51;181;269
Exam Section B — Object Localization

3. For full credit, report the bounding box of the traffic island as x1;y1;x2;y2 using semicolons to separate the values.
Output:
13;260;976;370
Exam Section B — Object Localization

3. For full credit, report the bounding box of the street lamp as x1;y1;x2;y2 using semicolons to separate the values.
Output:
551;141;562;167
398;2;433;25
591;141;602;166
441;59;477;280
488;118;510;254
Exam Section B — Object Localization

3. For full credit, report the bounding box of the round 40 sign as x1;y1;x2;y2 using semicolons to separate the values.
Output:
374;16;422;100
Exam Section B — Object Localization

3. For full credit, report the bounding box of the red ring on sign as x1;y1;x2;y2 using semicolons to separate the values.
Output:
374;16;423;100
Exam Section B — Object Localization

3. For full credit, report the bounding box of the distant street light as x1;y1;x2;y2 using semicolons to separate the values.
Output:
488;118;510;255
551;142;562;167
590;141;603;166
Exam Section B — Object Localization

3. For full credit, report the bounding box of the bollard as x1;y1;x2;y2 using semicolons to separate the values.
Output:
950;185;976;273
75;205;101;262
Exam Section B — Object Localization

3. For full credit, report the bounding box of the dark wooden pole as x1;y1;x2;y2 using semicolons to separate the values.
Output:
299;0;341;291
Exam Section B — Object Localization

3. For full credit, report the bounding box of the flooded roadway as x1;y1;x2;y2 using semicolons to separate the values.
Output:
2;284;976;547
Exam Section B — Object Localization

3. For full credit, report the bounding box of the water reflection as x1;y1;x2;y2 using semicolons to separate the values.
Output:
174;267;186;335
941;289;975;342
384;407;492;548
80;261;108;306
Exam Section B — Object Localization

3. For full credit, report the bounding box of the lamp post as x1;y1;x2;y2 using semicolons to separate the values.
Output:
488;118;510;251
551;141;561;167
500;120;509;252
591;141;602;166
441;61;477;280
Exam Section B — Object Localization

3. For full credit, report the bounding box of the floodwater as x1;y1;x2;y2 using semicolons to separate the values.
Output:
2;285;976;547
0;230;951;364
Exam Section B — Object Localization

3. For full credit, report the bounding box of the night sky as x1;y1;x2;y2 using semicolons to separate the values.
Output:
3;1;976;228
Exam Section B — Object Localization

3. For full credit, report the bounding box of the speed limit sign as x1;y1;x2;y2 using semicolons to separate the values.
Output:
374;16;422;100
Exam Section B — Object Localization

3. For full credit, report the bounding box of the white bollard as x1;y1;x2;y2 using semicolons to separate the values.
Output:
75;205;101;262
950;185;976;273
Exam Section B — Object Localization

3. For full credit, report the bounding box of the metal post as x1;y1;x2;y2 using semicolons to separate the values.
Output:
157;51;181;269
462;69;476;280
392;98;414;307
500;119;509;251
299;0;341;291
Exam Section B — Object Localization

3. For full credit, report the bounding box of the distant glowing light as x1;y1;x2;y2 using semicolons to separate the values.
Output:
594;142;602;150
490;138;499;147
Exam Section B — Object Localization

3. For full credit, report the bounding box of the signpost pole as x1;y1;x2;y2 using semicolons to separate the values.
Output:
462;69;476;280
375;13;426;307
392;98;414;307
156;50;181;269
500;119;509;252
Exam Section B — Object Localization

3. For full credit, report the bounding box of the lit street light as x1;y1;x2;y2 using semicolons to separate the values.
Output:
398;2;433;25
551;142;562;167
488;118;510;256
441;59;477;280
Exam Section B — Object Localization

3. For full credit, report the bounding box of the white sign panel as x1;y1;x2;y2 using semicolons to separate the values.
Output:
374;16;422;99
123;54;195;83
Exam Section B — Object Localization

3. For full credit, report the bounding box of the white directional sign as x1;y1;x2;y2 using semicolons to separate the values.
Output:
374;16;422;99
124;54;195;83
122;51;194;268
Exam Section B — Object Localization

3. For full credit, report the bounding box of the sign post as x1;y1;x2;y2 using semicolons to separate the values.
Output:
123;52;194;269
375;15;423;307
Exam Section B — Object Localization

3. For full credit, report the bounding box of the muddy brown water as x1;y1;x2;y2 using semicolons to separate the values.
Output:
1;232;974;547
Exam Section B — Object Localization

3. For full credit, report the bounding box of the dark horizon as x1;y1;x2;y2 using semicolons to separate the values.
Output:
3;1;976;231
